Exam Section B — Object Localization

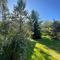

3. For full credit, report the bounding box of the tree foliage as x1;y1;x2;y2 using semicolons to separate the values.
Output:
51;20;60;39
30;10;41;39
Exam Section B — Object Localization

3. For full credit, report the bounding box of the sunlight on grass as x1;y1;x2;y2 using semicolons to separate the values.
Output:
31;48;45;60
42;35;51;40
35;43;49;54
27;38;60;60
30;42;56;60
34;43;60;60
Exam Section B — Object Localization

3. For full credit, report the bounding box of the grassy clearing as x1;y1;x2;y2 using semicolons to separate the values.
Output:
26;37;60;60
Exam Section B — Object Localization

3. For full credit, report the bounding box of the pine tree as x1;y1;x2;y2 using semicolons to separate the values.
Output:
31;10;41;39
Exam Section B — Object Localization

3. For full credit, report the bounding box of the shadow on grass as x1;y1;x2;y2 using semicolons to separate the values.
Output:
37;37;60;53
26;39;36;60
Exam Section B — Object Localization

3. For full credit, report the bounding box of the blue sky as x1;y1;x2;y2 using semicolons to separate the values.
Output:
8;0;60;20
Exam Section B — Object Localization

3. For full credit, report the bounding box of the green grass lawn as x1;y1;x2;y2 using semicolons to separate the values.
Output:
26;37;60;60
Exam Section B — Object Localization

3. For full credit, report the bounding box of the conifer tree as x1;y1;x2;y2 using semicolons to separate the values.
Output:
30;10;41;39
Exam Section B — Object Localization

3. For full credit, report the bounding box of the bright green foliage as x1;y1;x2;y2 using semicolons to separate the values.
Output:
41;21;52;36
